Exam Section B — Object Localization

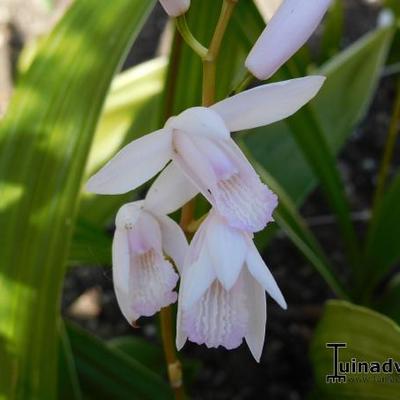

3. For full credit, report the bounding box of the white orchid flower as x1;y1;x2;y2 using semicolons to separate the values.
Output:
246;0;331;80
176;212;287;361
87;76;325;232
159;0;190;17
112;196;188;325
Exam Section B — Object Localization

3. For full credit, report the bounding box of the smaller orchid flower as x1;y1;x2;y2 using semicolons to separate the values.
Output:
87;76;325;233
246;0;331;80
176;212;287;361
159;0;190;17
112;192;188;325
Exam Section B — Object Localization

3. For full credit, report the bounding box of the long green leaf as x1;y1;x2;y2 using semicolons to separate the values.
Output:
320;0;344;63
311;300;400;399
66;323;172;400
365;173;400;284
58;325;83;400
0;0;156;398
245;151;349;299
78;58;166;227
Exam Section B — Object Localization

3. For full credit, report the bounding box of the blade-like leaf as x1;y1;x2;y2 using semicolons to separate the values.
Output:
58;325;83;400
0;0;156;398
311;300;400;399
109;336;201;385
68;218;112;267
244;149;349;299
376;273;400;325
66;323;172;400
320;0;344;63
365;172;400;284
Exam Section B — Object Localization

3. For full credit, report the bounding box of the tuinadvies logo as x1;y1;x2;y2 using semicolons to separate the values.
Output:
326;343;400;384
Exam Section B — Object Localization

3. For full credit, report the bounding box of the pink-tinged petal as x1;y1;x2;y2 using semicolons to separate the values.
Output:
145;162;198;215
86;128;172;194
211;76;326;132
113;205;179;321
246;241;287;310
155;213;188;273
245;0;331;80
176;281;187;350
172;131;218;204
115;201;144;229
181;277;248;350
167;107;230;140
175;214;212;351
159;0;190;17
180;249;216;310
112;228;130;296
128;212;163;255
205;213;248;290
112;228;140;325
211;139;278;232
129;252;179;317
243;268;267;362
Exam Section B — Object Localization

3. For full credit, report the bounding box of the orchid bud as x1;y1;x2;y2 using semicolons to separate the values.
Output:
159;0;190;17
245;0;331;80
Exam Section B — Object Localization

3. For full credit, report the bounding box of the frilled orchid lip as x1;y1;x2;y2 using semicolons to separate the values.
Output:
112;201;188;324
176;212;286;361
86;76;325;231
170;124;278;232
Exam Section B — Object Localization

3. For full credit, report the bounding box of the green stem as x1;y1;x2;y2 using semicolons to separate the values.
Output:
202;0;237;106
160;307;185;400
159;31;186;400
231;71;254;95
175;15;208;58
180;0;238;228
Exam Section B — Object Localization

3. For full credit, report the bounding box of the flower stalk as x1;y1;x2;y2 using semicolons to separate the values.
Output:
175;15;208;58
160;306;185;400
202;0;237;106
179;0;238;232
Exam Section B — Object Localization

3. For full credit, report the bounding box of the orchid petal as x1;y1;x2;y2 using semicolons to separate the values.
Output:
159;0;190;17
246;241;287;309
112;228;130;294
130;211;163;254
112;228;139;324
181;250;216;310
176;282;187;350
86;129;172;194
205;213;248;290
243;268;267;362
145;162;198;215
245;0;331;80
167;107;230;140
211;76;325;132
156;214;188;273
115;201;144;229
172;131;218;204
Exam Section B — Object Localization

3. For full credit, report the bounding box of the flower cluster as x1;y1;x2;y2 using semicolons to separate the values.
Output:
87;0;330;361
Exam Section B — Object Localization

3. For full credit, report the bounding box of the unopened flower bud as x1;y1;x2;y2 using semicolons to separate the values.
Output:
159;0;190;17
246;0;331;80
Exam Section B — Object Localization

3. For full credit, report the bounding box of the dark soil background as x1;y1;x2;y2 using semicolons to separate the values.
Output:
52;2;398;399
